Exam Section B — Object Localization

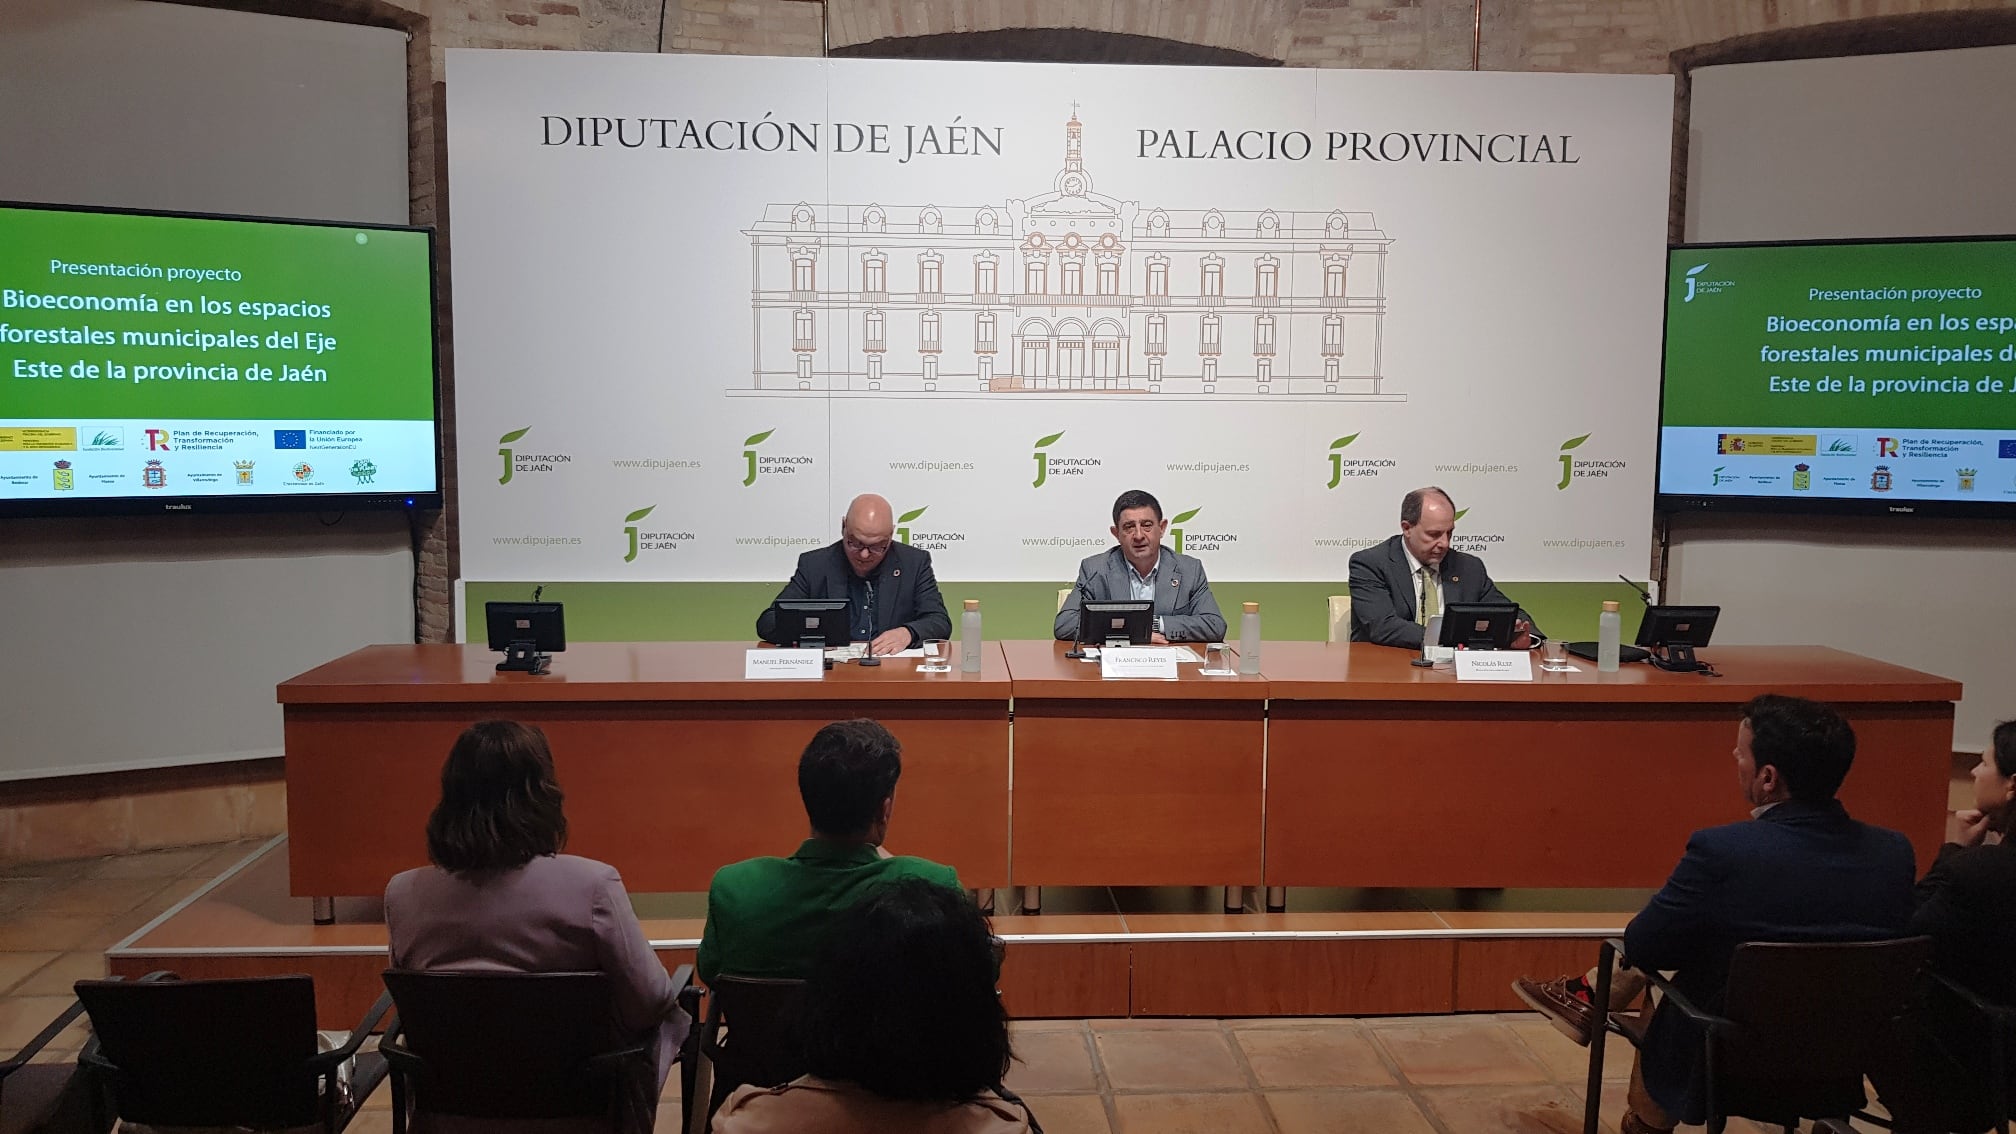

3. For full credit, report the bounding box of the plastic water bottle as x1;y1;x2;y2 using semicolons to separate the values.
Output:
1597;600;1621;673
960;599;983;673
1237;602;1262;675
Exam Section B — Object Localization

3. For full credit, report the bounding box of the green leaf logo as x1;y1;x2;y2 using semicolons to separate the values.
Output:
1170;508;1202;524
498;427;530;445
1329;433;1359;450
624;505;656;523
1034;431;1065;449
1559;433;1591;451
1453;508;1469;521
898;506;927;523
1685;263;1708;277
743;429;775;448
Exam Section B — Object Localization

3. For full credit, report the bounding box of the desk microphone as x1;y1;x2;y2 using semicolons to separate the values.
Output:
857;578;882;666
532;585;543;602
1618;575;1652;606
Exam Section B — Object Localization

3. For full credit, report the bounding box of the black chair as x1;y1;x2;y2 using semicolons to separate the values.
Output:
1852;970;2016;1134
681;976;808;1134
381;966;694;1134
0;989;110;1134
1583;936;1933;1134
74;972;390;1134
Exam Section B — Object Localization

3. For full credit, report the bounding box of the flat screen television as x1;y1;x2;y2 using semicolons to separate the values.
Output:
0;201;440;516
1656;235;2016;517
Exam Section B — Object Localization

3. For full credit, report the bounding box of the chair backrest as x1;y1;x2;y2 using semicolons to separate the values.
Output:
1326;594;1352;643
75;973;322;1129
1056;587;1071;613
1715;937;1933;1117
703;976;809;1112
382;968;626;1122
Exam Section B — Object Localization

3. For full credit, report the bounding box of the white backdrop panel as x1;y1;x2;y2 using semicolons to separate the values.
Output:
448;51;1671;583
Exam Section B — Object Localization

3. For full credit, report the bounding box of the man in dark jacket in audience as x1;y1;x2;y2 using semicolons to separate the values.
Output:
1512;694;1916;1132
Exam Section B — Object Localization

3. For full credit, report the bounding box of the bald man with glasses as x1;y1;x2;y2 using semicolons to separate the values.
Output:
756;494;952;656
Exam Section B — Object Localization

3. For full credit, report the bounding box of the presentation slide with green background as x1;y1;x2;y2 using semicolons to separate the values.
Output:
1662;239;2016;430
1;205;434;420
1660;239;2016;504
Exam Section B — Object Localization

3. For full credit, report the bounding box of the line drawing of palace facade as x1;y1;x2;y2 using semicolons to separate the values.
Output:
743;113;1395;399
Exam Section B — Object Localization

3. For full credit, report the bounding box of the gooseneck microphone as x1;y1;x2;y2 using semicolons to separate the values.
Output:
1619;574;1652;605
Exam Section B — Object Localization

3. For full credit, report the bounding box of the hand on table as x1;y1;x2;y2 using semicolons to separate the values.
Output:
1150;632;1170;646
1511;620;1534;651
869;629;912;656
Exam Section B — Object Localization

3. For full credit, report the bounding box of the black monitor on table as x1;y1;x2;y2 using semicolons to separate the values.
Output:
486;602;565;675
1080;599;1155;649
770;599;854;650
1437;602;1518;651
1636;605;1719;672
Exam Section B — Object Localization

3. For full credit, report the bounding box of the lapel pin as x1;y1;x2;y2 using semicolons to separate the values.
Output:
892;569;901;578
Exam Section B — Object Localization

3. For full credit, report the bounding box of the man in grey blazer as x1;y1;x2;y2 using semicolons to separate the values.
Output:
1055;489;1227;644
1348;485;1541;650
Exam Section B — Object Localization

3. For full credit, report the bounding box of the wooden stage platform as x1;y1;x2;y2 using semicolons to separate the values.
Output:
108;837;1651;1027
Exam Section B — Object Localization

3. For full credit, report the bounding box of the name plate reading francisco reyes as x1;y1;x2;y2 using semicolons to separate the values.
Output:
1100;646;1181;681
1454;651;1535;682
745;648;824;680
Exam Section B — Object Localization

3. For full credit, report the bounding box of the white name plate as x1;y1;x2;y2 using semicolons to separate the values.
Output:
745;648;824;679
1454;650;1534;682
1100;646;1180;680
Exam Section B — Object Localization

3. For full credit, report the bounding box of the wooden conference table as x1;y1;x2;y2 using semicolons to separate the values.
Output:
278;640;1958;900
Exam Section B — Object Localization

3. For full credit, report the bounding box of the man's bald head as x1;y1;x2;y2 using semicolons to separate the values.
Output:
840;494;895;577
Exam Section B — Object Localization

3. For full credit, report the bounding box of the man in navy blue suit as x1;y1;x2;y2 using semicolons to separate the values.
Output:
1513;694;1916;1133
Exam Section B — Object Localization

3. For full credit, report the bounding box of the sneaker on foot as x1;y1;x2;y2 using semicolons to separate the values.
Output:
1511;974;1596;1047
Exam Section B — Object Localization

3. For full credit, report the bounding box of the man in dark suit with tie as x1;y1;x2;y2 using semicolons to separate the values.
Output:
756;493;951;655
1513;695;1917;1133
1347;485;1540;649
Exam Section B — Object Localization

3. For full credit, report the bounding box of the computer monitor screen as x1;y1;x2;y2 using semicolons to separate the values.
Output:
771;599;853;648
1437;602;1518;651
1081;600;1154;647
1635;605;1719;650
485;602;565;653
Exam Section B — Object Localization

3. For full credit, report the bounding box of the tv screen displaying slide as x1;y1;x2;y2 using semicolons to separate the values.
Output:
0;202;439;516
1658;235;2016;516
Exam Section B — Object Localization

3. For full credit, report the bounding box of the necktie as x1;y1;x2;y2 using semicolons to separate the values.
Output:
1418;566;1439;626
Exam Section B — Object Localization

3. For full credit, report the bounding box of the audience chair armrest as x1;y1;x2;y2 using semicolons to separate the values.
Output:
0;999;89;1079
1596;939;1731;1035
1636;968;1730;1033
1931;971;2016;1026
307;990;396;1076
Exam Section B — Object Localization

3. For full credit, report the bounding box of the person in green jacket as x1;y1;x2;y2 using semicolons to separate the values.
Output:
697;718;963;984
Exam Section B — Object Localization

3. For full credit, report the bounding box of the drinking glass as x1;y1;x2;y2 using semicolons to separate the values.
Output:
1540;638;1573;672
919;639;952;673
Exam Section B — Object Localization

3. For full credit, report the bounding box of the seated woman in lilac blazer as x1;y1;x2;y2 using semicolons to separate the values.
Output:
385;720;689;1133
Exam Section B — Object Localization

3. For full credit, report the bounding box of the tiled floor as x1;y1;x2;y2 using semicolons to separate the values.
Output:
0;837;1918;1133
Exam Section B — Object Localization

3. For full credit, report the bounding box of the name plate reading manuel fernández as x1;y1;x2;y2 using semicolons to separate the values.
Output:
1454;651;1534;682
745;648;825;680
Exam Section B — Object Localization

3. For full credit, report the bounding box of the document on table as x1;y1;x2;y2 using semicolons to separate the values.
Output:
1075;645;1203;663
823;643;926;660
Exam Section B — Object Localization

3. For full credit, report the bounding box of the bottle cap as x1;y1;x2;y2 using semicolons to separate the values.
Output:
1602;600;1620;612
963;599;979;610
1242;602;1259;613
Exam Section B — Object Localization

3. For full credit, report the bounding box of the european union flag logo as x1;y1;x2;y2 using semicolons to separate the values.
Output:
274;429;307;450
2000;439;2016;459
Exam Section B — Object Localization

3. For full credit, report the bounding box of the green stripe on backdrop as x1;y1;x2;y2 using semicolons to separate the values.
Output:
464;581;1650;643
